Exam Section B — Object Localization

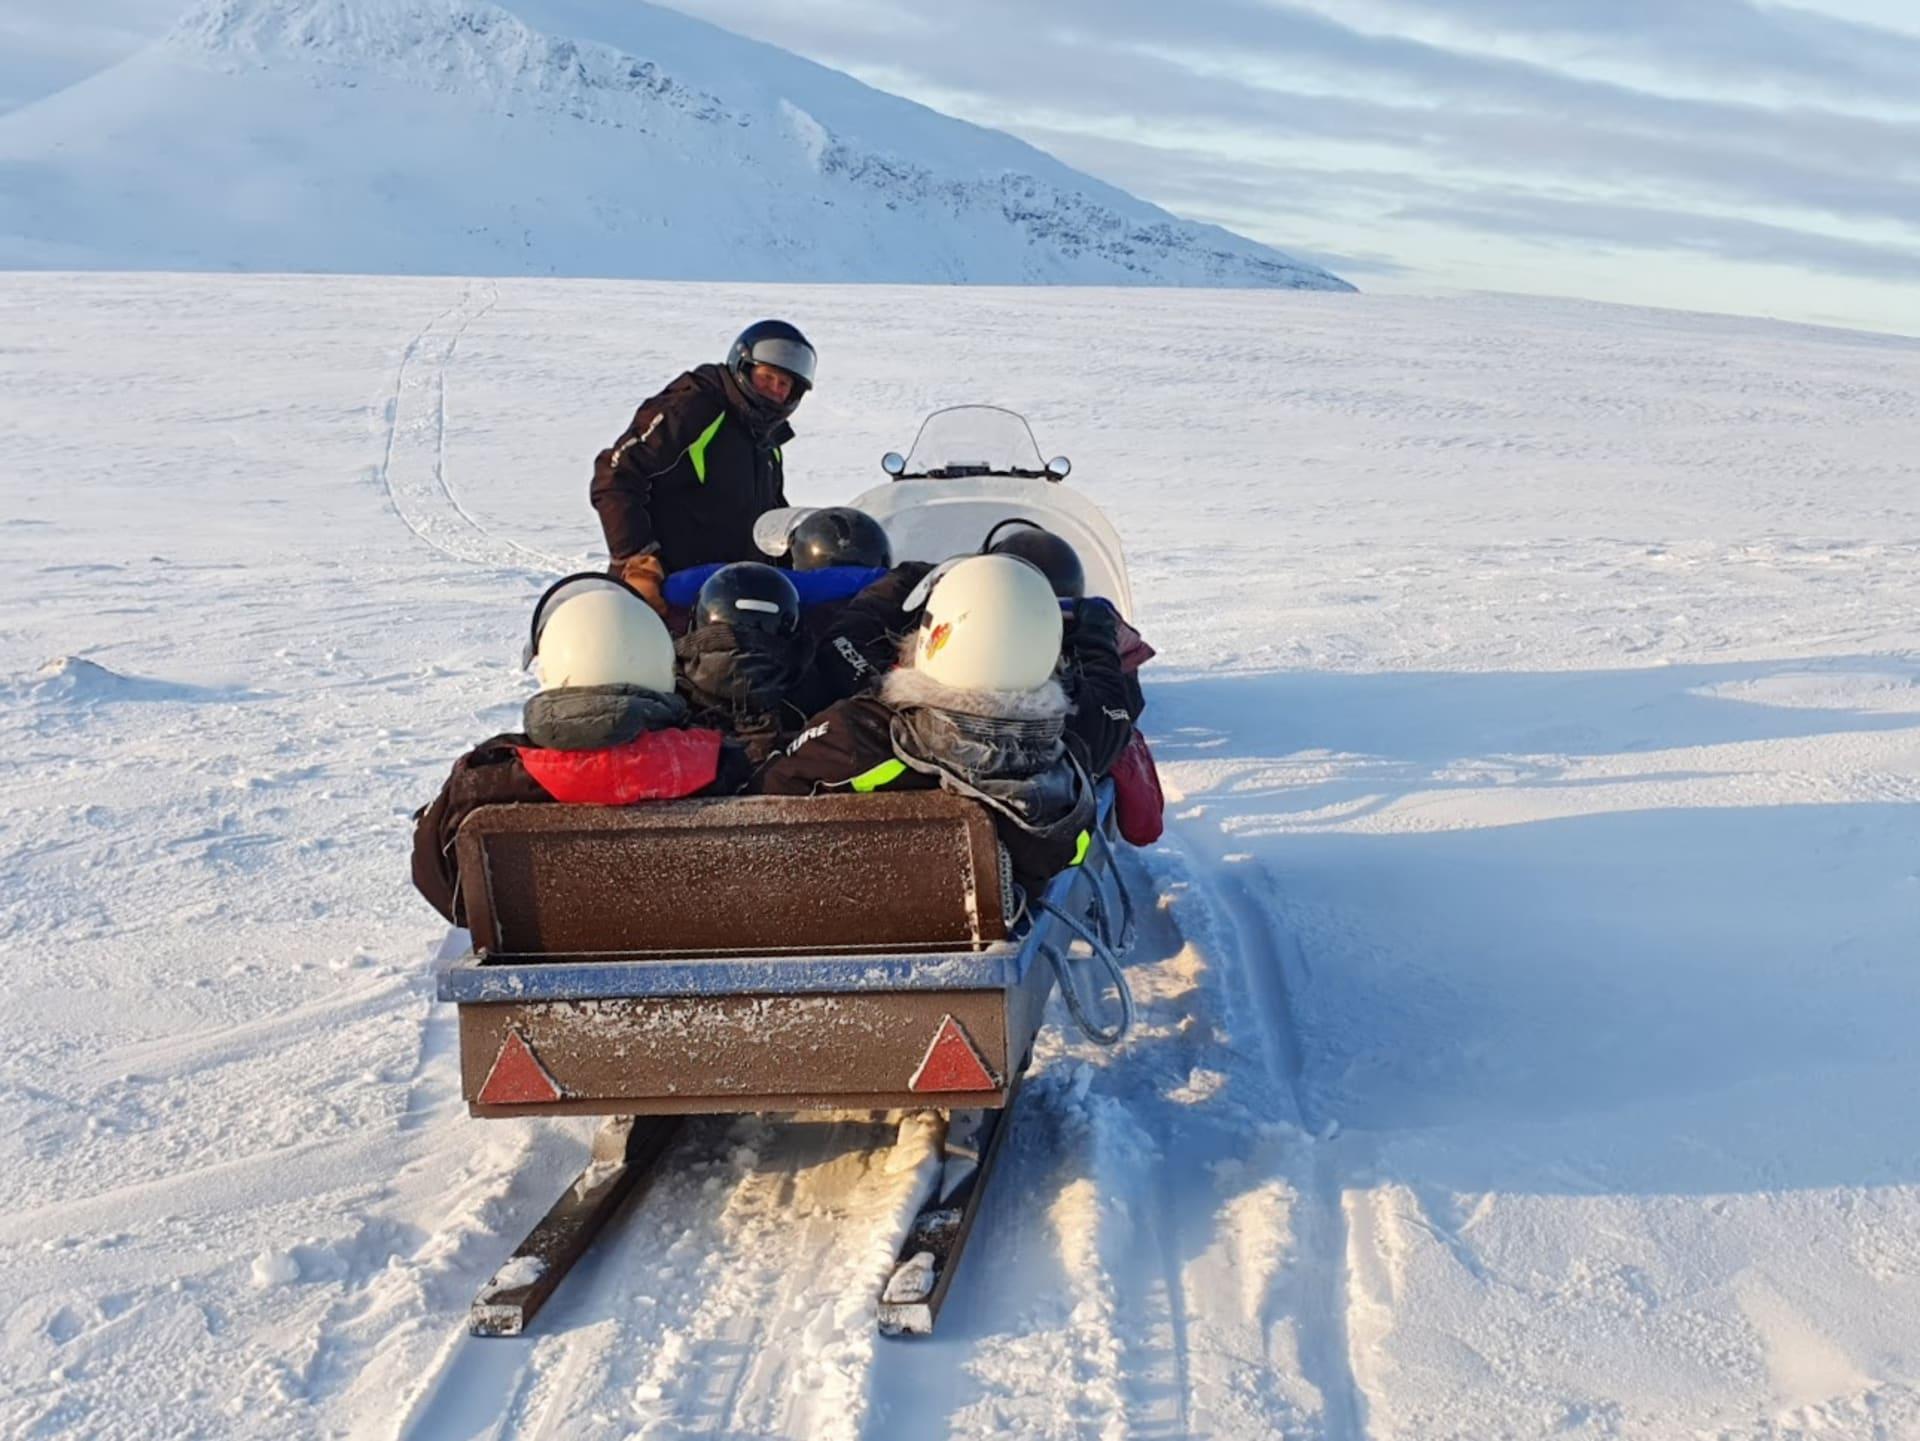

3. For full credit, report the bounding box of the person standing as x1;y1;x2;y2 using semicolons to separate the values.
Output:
590;320;816;613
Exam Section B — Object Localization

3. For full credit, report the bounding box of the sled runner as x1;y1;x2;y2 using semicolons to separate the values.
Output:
439;407;1139;1338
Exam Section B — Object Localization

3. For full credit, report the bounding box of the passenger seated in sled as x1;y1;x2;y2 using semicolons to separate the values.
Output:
674;562;836;767
809;521;1166;843
661;506;894;635
810;526;1137;766
756;553;1096;892
410;575;748;924
978;521;1164;842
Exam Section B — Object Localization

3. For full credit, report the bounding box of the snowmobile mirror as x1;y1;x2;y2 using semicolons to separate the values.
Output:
882;451;908;477
1044;456;1072;481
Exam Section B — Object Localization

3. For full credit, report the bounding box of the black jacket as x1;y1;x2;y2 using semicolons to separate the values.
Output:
757;670;1094;892
811;561;934;703
1060;600;1139;779
590;364;791;573
675;622;837;767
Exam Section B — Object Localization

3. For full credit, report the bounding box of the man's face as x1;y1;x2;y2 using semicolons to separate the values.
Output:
748;364;795;405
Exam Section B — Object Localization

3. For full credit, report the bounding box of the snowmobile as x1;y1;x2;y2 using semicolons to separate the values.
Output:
438;406;1139;1338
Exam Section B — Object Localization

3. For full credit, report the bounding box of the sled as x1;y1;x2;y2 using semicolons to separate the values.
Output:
440;406;1139;1338
443;791;1058;1117
439;789;1131;1335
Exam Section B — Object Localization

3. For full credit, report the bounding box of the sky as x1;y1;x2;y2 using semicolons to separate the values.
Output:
5;0;1919;335
650;0;1920;336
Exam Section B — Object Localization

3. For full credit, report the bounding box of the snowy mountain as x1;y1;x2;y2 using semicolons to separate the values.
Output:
0;0;1351;288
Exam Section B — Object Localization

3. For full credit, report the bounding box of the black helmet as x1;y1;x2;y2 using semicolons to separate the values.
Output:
695;562;801;637
983;519;1085;600
727;320;816;418
789;507;893;571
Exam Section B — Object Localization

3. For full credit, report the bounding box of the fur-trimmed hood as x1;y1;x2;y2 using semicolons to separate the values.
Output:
881;662;1089;848
881;664;1069;722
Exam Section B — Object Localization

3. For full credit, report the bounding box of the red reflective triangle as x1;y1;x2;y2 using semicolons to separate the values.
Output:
909;1015;1001;1094
478;1029;565;1105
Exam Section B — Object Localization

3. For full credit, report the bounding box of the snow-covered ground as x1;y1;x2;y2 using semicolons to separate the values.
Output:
3;272;1920;1439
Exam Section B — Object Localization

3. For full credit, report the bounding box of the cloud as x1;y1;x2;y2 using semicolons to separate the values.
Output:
1313;0;1920;108
1398;192;1920;282
669;0;1920;329
682;1;1920;211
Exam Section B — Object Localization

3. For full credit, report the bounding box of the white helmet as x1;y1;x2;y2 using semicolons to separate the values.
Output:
913;553;1063;692
526;577;675;694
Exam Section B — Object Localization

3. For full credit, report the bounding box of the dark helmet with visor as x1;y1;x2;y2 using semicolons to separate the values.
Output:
789;507;893;571
694;562;802;637
982;518;1086;600
727;320;816;420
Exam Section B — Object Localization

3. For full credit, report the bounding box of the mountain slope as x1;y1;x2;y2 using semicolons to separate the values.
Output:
0;0;1351;288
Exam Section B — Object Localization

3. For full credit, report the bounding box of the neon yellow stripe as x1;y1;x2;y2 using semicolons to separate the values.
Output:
849;759;907;793
687;412;726;484
773;445;782;464
1071;830;1091;866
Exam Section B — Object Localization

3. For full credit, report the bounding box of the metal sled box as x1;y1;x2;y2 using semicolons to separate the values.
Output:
436;793;1065;1116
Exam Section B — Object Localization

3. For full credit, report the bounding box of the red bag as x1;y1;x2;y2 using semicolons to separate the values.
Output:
1114;615;1157;674
1110;730;1165;846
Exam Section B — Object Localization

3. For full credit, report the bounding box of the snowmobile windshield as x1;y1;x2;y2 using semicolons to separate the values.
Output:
900;406;1048;479
522;572;645;669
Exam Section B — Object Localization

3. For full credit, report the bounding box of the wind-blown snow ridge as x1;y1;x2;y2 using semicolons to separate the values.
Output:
0;0;1351;289
12;655;227;706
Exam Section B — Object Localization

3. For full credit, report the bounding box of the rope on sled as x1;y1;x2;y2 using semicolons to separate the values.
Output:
1038;900;1134;1046
1037;842;1137;1046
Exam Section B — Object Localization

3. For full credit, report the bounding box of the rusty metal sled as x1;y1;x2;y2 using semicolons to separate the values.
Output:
437;787;1134;1337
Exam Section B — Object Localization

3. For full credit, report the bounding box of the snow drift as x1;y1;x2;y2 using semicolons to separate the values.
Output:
0;0;1351;289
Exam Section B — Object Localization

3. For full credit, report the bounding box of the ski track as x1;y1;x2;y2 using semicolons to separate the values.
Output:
1182;851;1370;1441
860;842;1365;1440
393;1112;942;1441
376;280;572;576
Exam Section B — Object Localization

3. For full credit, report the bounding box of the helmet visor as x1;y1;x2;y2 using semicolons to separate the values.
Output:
746;336;816;388
753;506;816;558
523;572;639;669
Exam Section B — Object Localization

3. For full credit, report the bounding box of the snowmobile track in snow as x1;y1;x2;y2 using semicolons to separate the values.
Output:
377;282;572;576
1162;835;1371;1441
364;851;1371;1441
392;1114;942;1441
